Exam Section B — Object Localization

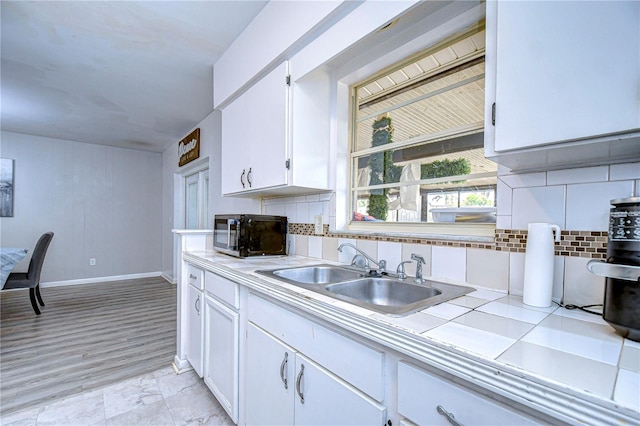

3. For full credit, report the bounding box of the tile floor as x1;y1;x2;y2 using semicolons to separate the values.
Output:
1;366;234;426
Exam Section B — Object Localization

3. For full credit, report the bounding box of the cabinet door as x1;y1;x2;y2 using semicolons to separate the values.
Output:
221;62;289;195
245;323;295;426
244;61;289;191
203;296;239;423
293;354;386;426
490;1;639;151
186;285;203;377
221;91;250;194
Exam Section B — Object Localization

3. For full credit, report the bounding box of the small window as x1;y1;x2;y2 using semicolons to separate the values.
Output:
350;27;496;230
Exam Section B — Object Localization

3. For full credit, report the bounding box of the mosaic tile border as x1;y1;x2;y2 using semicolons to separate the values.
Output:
288;224;608;259
496;230;608;259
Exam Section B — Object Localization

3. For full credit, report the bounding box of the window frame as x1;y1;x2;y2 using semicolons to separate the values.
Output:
345;24;495;238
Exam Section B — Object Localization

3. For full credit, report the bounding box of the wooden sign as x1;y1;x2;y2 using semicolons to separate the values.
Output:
178;128;200;167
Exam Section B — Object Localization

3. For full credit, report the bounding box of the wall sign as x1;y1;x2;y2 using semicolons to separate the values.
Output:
178;128;200;167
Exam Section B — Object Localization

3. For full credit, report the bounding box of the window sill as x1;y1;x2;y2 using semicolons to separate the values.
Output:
343;222;495;243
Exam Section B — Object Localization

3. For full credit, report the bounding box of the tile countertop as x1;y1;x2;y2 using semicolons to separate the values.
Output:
184;251;640;425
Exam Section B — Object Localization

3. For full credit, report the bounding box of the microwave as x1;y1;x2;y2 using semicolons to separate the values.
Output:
213;214;288;257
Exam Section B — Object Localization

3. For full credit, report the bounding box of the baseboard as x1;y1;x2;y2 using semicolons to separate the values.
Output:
161;272;176;284
172;356;193;374
41;271;164;288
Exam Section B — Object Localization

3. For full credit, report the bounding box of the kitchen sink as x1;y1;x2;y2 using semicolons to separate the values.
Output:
256;265;475;316
325;278;441;307
270;265;363;284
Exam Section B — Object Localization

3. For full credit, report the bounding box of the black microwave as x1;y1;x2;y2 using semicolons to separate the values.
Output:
213;214;288;257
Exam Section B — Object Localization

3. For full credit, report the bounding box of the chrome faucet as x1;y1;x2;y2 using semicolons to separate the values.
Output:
411;253;426;283
337;243;386;274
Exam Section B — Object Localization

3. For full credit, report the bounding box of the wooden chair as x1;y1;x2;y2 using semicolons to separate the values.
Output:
4;232;54;315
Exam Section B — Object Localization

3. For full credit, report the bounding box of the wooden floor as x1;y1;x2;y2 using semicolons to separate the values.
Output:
0;277;176;415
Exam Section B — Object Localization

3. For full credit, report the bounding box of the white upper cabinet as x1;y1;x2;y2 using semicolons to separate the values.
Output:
221;62;289;195
485;0;640;170
221;62;331;197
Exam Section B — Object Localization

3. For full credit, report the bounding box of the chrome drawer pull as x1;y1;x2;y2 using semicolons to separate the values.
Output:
296;363;305;404
279;352;288;389
437;405;463;426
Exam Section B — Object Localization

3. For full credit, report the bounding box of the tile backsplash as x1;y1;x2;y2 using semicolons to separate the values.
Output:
262;162;639;307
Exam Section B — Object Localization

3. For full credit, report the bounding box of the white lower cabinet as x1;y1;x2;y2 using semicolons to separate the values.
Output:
397;362;540;425
245;323;295;425
203;273;240;423
246;322;386;426
186;283;203;377
204;296;239;423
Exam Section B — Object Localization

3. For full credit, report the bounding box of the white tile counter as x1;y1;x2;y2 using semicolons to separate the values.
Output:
184;250;640;425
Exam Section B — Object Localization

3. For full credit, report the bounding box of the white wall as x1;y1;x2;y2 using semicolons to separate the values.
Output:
0;131;162;283
161;110;260;281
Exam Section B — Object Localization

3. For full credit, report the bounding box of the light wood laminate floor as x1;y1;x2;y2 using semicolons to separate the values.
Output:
0;277;176;416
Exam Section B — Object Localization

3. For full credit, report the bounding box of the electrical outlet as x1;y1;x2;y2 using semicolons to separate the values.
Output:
89;258;96;266
314;215;323;235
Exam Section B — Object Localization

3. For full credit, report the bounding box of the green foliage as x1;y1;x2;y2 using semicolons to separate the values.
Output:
368;194;388;221
462;193;492;206
421;158;471;180
367;115;397;220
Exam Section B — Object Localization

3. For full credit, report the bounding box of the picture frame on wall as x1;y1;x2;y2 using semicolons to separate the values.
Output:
1;158;15;217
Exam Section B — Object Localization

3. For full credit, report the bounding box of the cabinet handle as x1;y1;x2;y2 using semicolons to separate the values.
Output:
296;363;305;404
436;405;464;426
491;102;496;126
247;167;252;188
240;169;246;188
279;352;288;389
189;274;197;280
195;295;200;315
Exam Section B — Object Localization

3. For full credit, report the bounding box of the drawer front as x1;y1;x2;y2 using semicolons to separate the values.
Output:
205;271;239;309
398;362;539;425
248;293;384;402
186;264;204;290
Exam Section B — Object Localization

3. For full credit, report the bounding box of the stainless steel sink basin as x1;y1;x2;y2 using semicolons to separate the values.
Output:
256;264;475;316
326;278;441;307
271;265;363;284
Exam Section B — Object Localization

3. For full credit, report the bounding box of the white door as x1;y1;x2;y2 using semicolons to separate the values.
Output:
186;285;203;377
204;296;239;423
185;169;209;229
293;354;386;426
245;323;296;426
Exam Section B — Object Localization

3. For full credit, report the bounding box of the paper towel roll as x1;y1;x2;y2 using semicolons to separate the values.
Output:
523;223;560;307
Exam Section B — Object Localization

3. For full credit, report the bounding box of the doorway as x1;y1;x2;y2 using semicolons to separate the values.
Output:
185;168;209;229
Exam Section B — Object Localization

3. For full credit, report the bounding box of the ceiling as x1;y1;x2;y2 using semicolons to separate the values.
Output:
0;0;267;152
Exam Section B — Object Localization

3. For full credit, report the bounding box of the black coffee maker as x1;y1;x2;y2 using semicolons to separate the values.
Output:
588;197;640;342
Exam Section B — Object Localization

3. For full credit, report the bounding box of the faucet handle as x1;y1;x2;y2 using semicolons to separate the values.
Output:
351;254;369;269
377;259;387;272
396;261;412;279
411;253;425;264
